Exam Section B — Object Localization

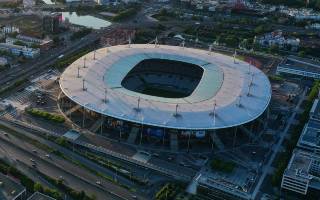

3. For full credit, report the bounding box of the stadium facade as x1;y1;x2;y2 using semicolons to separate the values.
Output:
58;44;271;151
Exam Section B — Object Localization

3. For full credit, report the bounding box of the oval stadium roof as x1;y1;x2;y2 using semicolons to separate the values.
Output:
59;44;271;130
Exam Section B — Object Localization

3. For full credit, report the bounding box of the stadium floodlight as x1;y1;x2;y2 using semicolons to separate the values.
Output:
106;42;110;53
128;36;131;48
77;66;80;78
155;37;158;48
173;104;180;118
210;100;217;117
134;97;141;112
83;57;86;68
250;73;254;86
103;88;108;103
237;95;242;107
208;44;213;55
181;41;185;49
247;84;252;96
82;79;87;91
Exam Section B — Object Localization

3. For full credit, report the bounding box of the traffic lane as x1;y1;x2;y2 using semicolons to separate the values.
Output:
0;124;142;198
9;118;191;185
0;130;142;200
0;137;122;200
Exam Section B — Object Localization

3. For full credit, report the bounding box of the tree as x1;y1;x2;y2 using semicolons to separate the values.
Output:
269;44;279;54
159;8;168;16
254;25;264;34
34;182;44;192
298;51;306;57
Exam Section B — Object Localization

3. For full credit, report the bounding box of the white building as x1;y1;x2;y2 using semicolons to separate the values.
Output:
0;56;8;66
0;43;40;58
0;25;19;34
281;150;320;195
254;30;300;51
6;35;52;49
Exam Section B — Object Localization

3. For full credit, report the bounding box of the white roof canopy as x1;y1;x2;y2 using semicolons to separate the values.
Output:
60;44;271;130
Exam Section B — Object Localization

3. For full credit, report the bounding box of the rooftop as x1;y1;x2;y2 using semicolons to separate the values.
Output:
0;43;38;52
0;173;26;200
298;119;320;148
60;44;271;130
283;150;318;180
198;168;254;199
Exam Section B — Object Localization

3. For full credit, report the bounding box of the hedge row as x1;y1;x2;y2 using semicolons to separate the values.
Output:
25;108;65;123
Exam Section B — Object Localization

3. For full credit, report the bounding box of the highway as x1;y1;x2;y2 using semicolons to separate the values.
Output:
0;121;146;200
0;134;123;200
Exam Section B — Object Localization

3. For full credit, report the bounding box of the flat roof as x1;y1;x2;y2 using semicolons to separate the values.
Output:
198;169;253;199
60;44;271;130
284;150;317;179
299;119;320;147
0;173;25;200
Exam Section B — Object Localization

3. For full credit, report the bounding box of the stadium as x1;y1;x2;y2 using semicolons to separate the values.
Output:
58;44;271;152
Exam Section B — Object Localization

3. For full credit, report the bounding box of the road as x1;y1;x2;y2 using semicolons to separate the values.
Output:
0;120;147;200
251;87;307;199
0;134;124;200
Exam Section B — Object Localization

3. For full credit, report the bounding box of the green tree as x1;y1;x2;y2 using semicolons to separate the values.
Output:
254;25;265;34
298;51;306;57
269;44;279;54
34;182;44;192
